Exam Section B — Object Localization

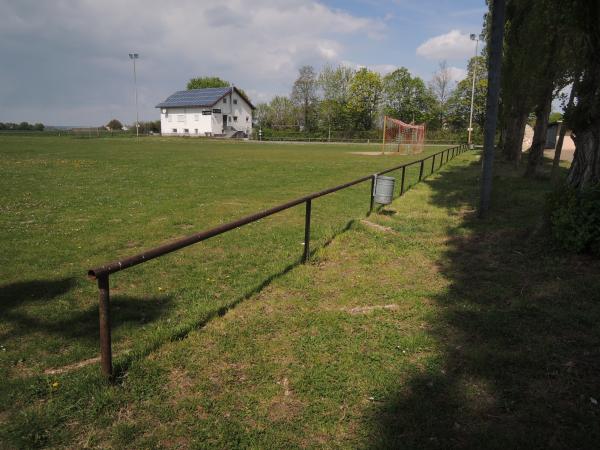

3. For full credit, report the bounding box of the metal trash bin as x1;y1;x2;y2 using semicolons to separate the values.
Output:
373;175;395;205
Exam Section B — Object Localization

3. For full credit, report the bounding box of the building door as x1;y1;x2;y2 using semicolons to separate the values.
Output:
222;115;228;133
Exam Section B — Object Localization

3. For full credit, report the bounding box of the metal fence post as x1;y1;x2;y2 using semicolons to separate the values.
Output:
303;199;311;263
431;154;436;174
369;175;376;214
98;274;112;379
400;166;406;195
419;160;424;181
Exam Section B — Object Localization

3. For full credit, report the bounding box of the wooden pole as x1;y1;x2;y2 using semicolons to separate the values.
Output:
479;0;505;217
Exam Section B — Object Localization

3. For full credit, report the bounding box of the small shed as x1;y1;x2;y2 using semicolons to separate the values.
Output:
545;121;561;149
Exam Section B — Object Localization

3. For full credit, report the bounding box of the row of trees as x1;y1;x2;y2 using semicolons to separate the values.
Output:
499;0;599;189
0;122;44;131
254;61;487;137
105;119;160;133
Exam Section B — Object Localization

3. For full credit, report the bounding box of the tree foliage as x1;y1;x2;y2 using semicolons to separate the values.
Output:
187;76;230;90
291;66;319;131
106;119;123;130
347;68;382;130
429;61;455;127
447;56;487;132
382;67;436;124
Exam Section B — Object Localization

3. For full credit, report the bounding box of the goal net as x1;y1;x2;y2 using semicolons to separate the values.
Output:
381;116;426;154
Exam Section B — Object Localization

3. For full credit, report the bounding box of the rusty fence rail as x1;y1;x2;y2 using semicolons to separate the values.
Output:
88;143;470;378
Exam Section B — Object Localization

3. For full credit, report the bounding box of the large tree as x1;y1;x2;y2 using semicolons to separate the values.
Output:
446;56;488;132
256;96;297;129
347;68;382;130
291;65;319;131
563;0;600;190
318;64;354;133
382;68;435;124
499;0;538;163
429;61;454;128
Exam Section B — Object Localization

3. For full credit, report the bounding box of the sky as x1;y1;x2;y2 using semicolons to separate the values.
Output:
0;0;487;126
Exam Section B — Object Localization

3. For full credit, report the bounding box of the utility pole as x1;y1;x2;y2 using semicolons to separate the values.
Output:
479;0;506;218
468;34;480;149
129;53;140;138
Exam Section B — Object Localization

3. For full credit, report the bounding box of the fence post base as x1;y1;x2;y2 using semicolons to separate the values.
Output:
303;199;311;263
98;275;113;380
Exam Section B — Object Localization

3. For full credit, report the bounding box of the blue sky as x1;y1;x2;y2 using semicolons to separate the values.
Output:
0;0;487;126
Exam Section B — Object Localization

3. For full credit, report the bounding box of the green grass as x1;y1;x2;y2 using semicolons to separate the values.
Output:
2;137;599;448
0;136;447;446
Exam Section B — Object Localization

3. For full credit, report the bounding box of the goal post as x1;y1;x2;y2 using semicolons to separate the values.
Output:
381;116;426;155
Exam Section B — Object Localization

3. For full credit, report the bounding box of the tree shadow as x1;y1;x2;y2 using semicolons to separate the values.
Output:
112;219;357;379
0;278;76;314
0;278;174;344
369;155;600;449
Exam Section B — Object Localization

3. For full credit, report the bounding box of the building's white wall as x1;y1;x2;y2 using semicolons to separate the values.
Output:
159;89;253;136
160;107;214;136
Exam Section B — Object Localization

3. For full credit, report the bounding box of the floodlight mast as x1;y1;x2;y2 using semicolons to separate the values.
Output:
129;53;140;138
468;34;479;148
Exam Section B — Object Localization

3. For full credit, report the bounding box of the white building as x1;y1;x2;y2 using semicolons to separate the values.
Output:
156;87;254;137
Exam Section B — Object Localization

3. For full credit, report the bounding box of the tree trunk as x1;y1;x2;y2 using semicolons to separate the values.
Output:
502;109;528;164
566;124;600;190
524;93;552;178
551;86;577;183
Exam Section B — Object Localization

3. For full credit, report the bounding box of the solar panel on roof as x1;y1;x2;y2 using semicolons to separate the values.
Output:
155;87;233;108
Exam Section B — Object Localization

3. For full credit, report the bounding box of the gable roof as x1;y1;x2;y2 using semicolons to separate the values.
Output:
155;87;255;109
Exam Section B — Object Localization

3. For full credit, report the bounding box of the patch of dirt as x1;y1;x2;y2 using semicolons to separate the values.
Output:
360;219;396;234
349;151;410;156
345;304;400;315
168;367;195;401
44;356;102;375
268;377;304;422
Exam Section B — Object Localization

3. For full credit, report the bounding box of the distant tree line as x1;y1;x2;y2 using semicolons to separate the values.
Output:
105;119;160;134
0;122;44;131
253;61;486;139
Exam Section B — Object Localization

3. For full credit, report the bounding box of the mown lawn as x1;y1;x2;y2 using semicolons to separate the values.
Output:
2;138;598;448
1;136;450;447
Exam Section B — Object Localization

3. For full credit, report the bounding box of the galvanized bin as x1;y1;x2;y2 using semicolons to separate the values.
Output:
373;175;395;205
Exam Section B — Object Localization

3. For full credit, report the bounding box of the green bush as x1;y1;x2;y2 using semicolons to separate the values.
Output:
547;184;600;256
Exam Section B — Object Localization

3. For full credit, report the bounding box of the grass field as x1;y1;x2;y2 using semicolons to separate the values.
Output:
0;136;446;446
1;137;599;448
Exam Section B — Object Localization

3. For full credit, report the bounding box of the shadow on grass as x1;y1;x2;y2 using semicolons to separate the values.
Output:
369;156;600;449
0;278;76;313
0;277;174;344
112;219;357;381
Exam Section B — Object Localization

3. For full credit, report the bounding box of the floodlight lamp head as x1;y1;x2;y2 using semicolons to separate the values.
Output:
129;53;139;59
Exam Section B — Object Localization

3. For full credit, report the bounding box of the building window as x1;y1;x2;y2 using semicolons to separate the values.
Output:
212;108;221;113
233;116;238;122
172;128;177;133
194;129;198;134
233;99;238;104
194;114;199;121
223;98;227;104
177;115;185;122
246;116;249;122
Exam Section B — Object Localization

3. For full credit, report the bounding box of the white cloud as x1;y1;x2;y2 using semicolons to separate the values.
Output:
416;29;476;60
448;66;468;83
341;61;397;75
0;0;385;124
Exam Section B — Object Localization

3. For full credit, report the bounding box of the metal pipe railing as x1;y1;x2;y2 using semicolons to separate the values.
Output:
88;143;470;378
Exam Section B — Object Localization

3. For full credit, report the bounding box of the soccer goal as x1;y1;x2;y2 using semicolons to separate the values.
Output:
381;116;426;154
